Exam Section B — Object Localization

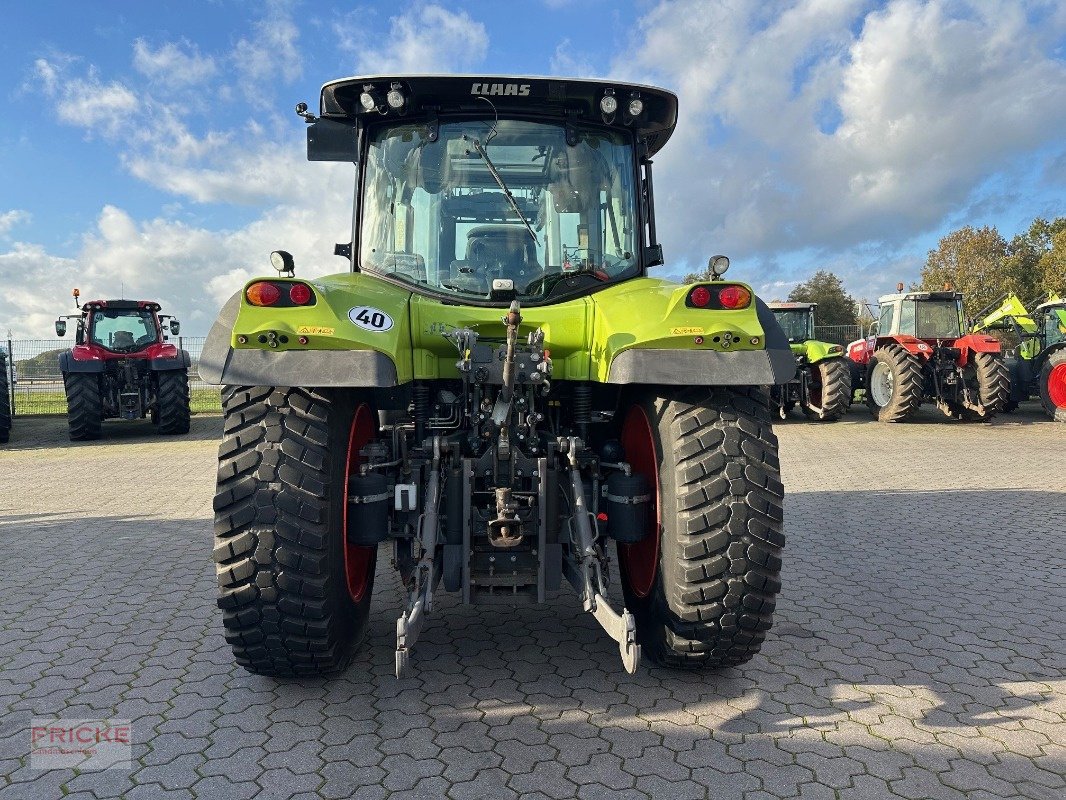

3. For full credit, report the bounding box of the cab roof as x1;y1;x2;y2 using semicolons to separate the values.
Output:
319;75;679;156
877;291;961;304
82;300;162;312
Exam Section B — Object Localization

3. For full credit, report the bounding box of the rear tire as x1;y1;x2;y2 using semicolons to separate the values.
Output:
0;356;9;444
866;345;923;422
800;358;851;421
1039;349;1066;422
156;369;191;434
617;387;784;670
64;372;103;440
213;386;378;676
959;352;1010;422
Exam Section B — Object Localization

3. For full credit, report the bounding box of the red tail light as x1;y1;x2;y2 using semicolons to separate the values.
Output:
289;282;313;305
246;282;281;306
688;286;711;307
718;286;752;309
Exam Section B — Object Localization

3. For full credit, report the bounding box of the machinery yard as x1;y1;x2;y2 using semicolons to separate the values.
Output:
1;408;1062;800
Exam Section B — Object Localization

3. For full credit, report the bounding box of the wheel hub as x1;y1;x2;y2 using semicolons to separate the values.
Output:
1049;363;1066;409
870;361;895;407
343;403;376;603
618;405;660;599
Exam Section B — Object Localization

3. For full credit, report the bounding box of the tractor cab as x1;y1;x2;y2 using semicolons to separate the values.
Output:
306;75;678;305
85;302;162;353
1034;298;1066;350
874;290;963;341
768;302;815;345
56;298;181;354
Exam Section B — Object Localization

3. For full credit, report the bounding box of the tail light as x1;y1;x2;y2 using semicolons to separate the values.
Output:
245;281;316;307
288;283;313;305
688;286;711;307
685;284;753;310
247;282;281;306
718;286;752;309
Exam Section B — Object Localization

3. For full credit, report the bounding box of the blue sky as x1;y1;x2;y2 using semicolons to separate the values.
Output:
1;0;1064;336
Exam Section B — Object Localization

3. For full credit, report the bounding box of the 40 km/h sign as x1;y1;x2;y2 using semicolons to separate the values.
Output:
348;306;394;333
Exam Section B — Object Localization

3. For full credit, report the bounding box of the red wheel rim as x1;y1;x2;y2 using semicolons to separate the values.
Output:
1049;363;1066;409
618;405;661;598
342;403;375;603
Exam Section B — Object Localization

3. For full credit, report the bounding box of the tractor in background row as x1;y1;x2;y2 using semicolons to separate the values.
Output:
0;349;10;444
55;290;192;440
768;302;851;421
847;286;1009;422
970;292;1066;422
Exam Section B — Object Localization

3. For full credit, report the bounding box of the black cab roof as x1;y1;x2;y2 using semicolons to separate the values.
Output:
319;75;679;156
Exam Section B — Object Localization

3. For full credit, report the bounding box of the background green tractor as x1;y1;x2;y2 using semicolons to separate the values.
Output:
201;75;795;678
767;302;851;421
970;291;1066;421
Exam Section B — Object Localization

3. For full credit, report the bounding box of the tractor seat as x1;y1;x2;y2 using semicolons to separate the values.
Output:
112;331;136;349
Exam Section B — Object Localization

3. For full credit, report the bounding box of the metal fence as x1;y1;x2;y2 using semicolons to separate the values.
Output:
813;325;864;345
2;337;221;416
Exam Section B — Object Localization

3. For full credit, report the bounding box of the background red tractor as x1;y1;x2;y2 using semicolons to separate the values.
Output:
847;288;1009;422
56;290;191;440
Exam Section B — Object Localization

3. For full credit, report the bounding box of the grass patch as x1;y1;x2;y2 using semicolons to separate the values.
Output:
11;387;222;416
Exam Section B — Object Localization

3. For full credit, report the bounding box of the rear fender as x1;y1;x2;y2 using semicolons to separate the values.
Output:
802;340;846;364
59;349;105;374
846;337;871;365
593;281;796;385
876;335;932;358
199;272;409;387
953;333;1001;367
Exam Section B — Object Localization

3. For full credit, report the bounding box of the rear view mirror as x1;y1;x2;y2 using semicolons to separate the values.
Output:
307;119;359;162
170;320;181;335
55;319;67;337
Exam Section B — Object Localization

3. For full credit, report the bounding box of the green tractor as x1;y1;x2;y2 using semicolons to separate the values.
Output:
767;302;851;421
970;292;1066;421
201;75;795;678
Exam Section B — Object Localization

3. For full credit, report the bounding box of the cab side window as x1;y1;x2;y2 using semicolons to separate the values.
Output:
879;303;896;336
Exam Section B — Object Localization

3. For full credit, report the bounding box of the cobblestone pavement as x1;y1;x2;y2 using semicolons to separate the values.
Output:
1;405;1064;799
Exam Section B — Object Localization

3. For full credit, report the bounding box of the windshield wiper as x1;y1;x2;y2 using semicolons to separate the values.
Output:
468;136;539;247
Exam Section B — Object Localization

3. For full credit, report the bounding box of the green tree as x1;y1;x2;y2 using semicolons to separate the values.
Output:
786;271;858;326
920;225;1008;316
1002;217;1066;301
1037;227;1066;296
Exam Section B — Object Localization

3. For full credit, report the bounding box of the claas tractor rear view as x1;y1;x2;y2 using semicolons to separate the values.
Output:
970;292;1066;421
768;302;851;421
847;285;1009;422
201;75;795;677
55;291;192;440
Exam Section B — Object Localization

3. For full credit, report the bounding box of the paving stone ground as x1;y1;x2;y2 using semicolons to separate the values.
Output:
1;404;1063;800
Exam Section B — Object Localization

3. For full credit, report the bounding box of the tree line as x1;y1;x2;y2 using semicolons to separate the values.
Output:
919;216;1065;316
682;215;1064;326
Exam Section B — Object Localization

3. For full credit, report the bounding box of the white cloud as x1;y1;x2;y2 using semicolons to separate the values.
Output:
549;39;598;78
232;0;301;85
132;39;216;86
609;0;1066;286
0;210;31;238
340;5;489;74
35;58;137;137
0;242;80;338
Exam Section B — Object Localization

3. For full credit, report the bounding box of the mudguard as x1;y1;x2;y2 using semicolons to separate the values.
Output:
954;333;1002;366
800;339;846;365
199;273;795;388
149;351;192;371
59;351;105;374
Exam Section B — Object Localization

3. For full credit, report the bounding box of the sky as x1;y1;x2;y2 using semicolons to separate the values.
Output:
1;0;1064;337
